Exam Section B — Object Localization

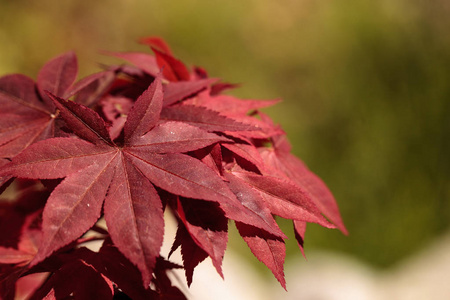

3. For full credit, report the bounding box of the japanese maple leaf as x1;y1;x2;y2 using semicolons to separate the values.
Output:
260;135;348;235
2;75;277;287
0;52;79;159
0;52;117;160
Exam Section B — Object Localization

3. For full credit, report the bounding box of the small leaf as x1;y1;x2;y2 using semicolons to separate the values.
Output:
107;51;160;76
139;36;174;55
224;172;285;238
293;220;307;257
151;47;190;81
133;121;230;153
66;71;115;106
124;75;163;142
236;222;286;289
161;105;258;132
5;138;114;180
48;92;113;146
37;52;78;108
171;224;208;286
231;170;334;227
0;74;48;114
163;78;218;106
29;259;113;300
176;198;228;278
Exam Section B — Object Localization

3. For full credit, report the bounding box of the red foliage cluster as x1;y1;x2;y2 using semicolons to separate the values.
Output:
0;37;346;299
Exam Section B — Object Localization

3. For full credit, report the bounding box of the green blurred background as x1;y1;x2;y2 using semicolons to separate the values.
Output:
1;0;449;274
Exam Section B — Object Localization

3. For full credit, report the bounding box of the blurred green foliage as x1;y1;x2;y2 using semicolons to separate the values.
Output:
0;0;448;270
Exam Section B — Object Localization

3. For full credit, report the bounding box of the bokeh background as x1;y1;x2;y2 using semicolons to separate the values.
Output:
1;0;449;298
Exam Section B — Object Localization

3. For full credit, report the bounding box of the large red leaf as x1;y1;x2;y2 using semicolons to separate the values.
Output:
132;121;230;153
231;169;334;228
223;172;285;238
278;153;348;234
3;138;114;179
30;159;116;267
3;76;238;287
260;138;347;234
104;156;164;287
0;53;95;159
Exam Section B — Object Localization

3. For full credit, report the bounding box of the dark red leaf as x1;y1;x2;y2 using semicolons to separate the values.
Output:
66;70;115;106
30;161;116;267
93;242;158;300
0;114;53;158
133;121;230;153
161;105;258;132
48;92;113;145
235;222;286;289
221;143;266;173
124;75;163;142
1;39;346;294
176;198;228;278
260;139;347;234
29;259;113;300
231;169;334;228
106;51;160;77
4;138;114;179
163;78;218;106
104;156;164;287
171;223;208;286
223;172;285;238
0;75;55;158
0;74;48;114
210;82;240;96
37;52;78;109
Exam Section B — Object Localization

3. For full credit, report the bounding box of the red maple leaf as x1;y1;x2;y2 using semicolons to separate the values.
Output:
0;37;347;298
0;52;113;160
3;74;288;288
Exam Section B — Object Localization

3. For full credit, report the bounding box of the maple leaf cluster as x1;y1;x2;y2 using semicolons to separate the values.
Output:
0;37;346;299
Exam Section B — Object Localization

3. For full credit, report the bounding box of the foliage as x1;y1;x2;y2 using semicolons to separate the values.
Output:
0;37;345;299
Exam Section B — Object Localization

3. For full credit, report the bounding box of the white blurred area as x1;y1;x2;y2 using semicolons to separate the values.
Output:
162;213;450;300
